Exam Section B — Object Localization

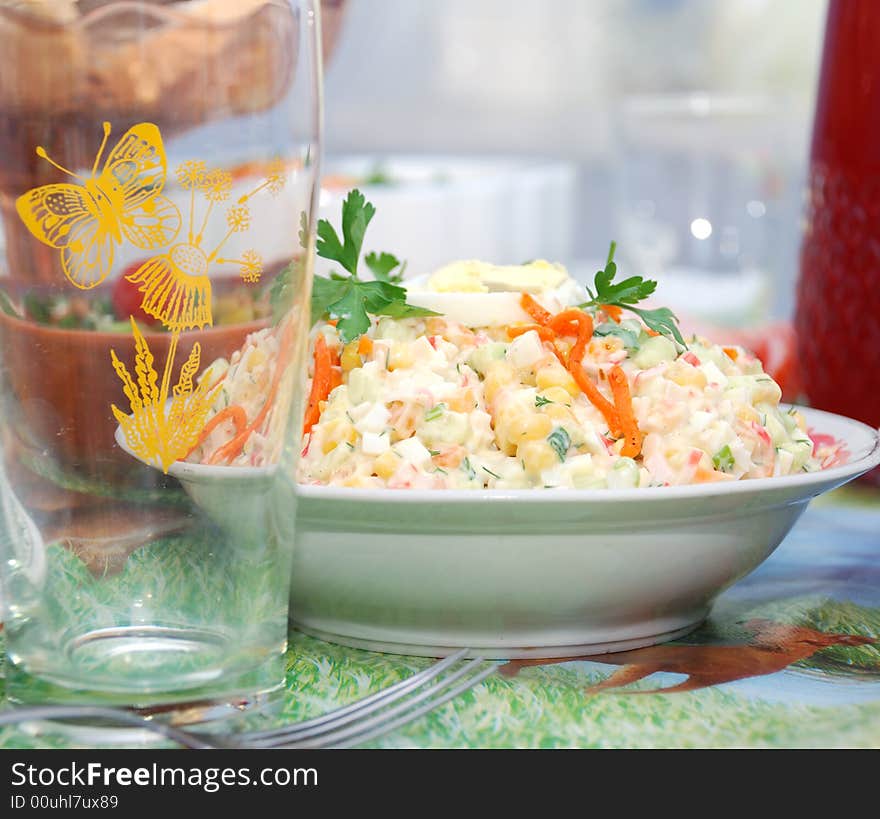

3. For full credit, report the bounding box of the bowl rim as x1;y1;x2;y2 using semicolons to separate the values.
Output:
114;422;273;480
295;405;879;505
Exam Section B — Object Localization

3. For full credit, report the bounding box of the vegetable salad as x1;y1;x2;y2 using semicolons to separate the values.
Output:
296;306;822;490
185;325;288;468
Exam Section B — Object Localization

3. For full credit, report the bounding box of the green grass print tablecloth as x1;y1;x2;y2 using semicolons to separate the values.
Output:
2;486;879;749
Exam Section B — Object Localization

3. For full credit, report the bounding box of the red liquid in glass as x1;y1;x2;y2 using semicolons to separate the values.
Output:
796;0;880;429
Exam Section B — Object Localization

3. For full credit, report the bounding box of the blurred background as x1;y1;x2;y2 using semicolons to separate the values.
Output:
322;0;827;332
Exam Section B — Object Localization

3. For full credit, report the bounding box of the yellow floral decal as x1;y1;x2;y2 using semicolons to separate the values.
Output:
16;122;287;472
15;122;181;290
110;320;219;472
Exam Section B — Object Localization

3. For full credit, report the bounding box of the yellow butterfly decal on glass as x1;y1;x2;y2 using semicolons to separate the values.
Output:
15;121;181;290
15;120;286;473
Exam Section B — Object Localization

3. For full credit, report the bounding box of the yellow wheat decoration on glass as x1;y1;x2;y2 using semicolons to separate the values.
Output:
110;320;219;472
108;152;284;471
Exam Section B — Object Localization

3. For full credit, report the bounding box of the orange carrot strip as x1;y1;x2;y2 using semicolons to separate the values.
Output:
600;304;623;322
187;405;247;458
568;362;621;436
608;364;642;458
302;334;334;437
508;323;557;342
358;335;374;356
723;346;739;361
550;309;594;366
520;293;553;325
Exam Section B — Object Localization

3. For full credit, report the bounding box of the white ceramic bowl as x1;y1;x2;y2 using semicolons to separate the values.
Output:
289;406;880;659
113;425;277;543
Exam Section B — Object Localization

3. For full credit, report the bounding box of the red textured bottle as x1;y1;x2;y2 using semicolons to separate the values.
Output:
796;0;880;430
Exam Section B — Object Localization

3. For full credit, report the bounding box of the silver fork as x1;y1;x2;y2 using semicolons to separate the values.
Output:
0;649;494;749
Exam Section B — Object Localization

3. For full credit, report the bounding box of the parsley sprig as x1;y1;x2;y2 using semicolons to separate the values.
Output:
579;241;685;347
310;189;435;343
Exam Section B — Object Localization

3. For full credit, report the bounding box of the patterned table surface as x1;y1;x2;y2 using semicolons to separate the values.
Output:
2;485;879;749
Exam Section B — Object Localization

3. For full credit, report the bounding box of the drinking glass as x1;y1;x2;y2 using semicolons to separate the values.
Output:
0;0;322;732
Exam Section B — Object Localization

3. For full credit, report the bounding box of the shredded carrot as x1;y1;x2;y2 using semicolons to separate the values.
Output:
549;309;594;367
301;333;335;437
723;346;739;361
358;335;374;356
600;304;623;323
508;323;557;343
567;362;621;436
187;405;247;458
608;365;642;458
520;293;553;326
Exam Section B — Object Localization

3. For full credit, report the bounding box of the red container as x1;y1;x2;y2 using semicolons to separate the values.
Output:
796;0;880;433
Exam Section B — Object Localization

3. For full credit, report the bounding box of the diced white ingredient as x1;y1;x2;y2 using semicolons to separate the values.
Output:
690;411;714;432
348;366;382;404
701;361;728;387
410;335;447;368
355;403;391;435
362;432;390;455
508;330;546;370
417;411;471;446
607;457;640;489
393;436;433;466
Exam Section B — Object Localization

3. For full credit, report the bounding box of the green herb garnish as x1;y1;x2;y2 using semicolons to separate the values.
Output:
462;457;477;481
593;322;640;350
23;291;51;324
712;444;735;472
311;189;438;343
547;427;571;462
424;403;446;422
535;395;554;408
579;241;685;347
362;165;394;187
482;466;502;480
0;288;20;318
365;252;406;284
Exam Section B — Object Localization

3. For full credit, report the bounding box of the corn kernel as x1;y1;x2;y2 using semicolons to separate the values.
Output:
539;386;572;405
373;449;399;480
536;364;579;396
518;439;558;474
483;361;516;403
387;345;413;371
521;413;553;440
736;405;760;424
667;362;708;389
340;341;361;373
247;347;266;369
320;419;357;453
544;403;574;423
447;388;476;412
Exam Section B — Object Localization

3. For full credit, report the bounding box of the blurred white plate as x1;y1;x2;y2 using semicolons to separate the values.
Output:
319;155;577;277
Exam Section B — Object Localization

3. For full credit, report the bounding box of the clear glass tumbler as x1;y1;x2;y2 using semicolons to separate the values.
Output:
0;0;322;731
